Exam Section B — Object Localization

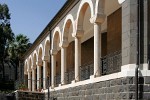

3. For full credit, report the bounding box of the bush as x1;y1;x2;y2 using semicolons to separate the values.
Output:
18;83;28;90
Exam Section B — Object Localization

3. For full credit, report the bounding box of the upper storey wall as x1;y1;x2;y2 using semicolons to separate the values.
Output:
24;0;121;71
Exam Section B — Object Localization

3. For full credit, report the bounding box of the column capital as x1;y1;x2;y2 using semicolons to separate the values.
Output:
24;71;28;75
90;13;106;24
42;55;50;61
31;65;36;70
59;40;69;48
36;60;43;66
27;69;31;73
72;30;84;38
51;49;58;55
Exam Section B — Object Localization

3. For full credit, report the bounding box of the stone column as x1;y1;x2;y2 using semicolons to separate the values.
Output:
51;50;57;88
73;30;83;82
90;14;105;77
27;69;31;91
60;41;68;85
75;37;81;81
94;22;101;77
42;56;49;89
31;65;36;91
36;59;42;90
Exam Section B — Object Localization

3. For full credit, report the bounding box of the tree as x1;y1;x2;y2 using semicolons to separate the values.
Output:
8;34;31;80
0;4;14;80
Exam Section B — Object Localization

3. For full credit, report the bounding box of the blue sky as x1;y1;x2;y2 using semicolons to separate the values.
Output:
0;0;66;43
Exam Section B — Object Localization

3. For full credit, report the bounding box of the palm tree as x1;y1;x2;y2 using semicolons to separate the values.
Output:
8;34;31;80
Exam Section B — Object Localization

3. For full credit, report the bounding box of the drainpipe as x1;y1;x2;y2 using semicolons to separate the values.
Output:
135;0;143;99
48;29;51;100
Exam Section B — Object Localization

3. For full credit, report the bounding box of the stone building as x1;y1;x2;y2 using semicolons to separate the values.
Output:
20;0;150;99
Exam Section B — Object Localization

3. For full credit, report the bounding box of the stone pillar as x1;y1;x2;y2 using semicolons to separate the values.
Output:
51;50;57;88
75;37;81;81
27;70;31;91
60;41;68;85
121;0;138;65
94;23;101;77
73;30;83;82
90;14;105;77
31;65;36;91
36;60;42;90
42;56;49;89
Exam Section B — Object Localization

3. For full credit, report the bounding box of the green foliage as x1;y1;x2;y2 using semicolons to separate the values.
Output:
0;3;14;59
18;83;27;90
8;34;31;81
8;34;31;61
0;3;14;80
0;3;31;81
0;90;14;94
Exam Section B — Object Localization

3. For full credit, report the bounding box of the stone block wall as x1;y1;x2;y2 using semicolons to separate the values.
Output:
0;93;7;100
45;76;150;100
15;91;45;100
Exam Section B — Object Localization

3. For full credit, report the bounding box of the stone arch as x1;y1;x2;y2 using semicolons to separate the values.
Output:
24;60;28;74
38;44;44;60
76;0;94;34
75;0;95;81
28;56;33;70
37;44;44;89
62;14;75;43
24;60;29;87
28;56;33;91
61;14;76;84
51;27;62;86
44;37;50;56
52;27;61;50
43;37;51;87
32;51;38;90
33;51;38;65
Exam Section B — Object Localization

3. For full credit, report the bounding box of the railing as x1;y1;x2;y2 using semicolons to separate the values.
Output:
21;78;51;91
54;75;61;86
65;70;74;84
23;51;121;88
101;51;121;75
80;61;94;81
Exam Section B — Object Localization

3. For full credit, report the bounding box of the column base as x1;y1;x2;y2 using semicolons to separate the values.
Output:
51;85;55;89
59;83;66;87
